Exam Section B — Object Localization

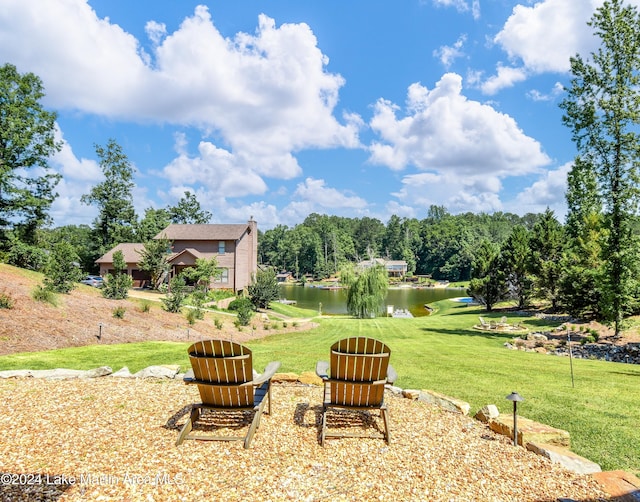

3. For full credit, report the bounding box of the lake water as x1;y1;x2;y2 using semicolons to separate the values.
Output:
278;284;467;317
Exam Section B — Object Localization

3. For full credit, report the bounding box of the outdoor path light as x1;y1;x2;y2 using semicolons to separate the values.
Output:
505;391;524;446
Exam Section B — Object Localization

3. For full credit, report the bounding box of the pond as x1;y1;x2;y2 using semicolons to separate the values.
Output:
278;284;467;317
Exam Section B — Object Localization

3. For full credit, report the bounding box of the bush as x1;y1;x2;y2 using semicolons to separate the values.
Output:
214;318;223;330
185;308;200;325
0;291;14;309
102;250;133;300
112;306;126;319
236;304;253;326
247;268;280;309
31;285;58;306
228;297;254;312
580;335;595;345
139;301;152;313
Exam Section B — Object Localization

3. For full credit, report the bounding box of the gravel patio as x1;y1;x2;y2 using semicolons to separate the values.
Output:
0;377;608;501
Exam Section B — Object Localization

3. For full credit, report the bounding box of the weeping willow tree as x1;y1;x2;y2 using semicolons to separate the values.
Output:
341;263;389;318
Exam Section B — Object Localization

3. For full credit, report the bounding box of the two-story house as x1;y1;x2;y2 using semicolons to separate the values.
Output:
96;218;258;294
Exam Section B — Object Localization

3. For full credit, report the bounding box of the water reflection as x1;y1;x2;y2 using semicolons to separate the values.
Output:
278;284;466;317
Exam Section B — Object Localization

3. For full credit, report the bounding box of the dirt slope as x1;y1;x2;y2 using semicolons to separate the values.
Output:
0;264;314;356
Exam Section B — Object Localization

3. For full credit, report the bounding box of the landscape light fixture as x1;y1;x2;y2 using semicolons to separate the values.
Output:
505;391;524;446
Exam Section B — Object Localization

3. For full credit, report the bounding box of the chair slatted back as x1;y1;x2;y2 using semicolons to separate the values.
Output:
329;337;390;407
188;340;254;408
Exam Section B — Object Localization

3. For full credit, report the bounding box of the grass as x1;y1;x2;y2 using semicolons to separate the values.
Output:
1;299;639;475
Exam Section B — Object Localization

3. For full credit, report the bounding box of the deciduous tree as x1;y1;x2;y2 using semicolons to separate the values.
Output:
0;64;61;246
560;0;640;335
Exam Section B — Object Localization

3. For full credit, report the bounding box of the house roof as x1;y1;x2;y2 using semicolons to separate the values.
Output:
96;243;145;264
167;248;217;264
154;223;251;241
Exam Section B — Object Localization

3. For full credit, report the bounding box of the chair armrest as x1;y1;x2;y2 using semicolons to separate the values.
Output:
386;364;398;385
183;369;195;382
315;360;329;380
253;361;281;386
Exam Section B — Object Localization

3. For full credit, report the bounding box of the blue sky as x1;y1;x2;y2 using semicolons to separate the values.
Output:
0;0;629;230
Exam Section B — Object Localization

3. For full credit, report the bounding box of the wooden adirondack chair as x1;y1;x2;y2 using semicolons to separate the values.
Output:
315;337;397;445
176;339;280;448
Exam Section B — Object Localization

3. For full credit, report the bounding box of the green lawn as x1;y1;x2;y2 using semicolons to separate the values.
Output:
1;299;639;475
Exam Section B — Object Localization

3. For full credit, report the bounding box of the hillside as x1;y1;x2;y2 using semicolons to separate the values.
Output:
0;264;314;356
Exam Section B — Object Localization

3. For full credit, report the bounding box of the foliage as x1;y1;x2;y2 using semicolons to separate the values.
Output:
43;241;83;293
112;306;126;319
248;268;280;309
101;250;133;300
467;240;507;311
167;191;212;224
560;0;640;335
185;308;201;325
30;284;58;306
228;296;254;312
235;302;253;326
0;290;14;309
80;139;137;253
181;257;219;292
5;237;48;271
136;208;171;242
162;275;187;313
0;63;62;248
529;209;565;311
138;301;152;313
137;236;172;290
499;225;534;309
342;263;388;318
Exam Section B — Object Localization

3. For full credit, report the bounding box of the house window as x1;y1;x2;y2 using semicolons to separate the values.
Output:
218;241;225;254
215;268;229;283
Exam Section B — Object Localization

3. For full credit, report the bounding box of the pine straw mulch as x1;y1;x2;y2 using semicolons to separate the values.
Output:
0;377;609;502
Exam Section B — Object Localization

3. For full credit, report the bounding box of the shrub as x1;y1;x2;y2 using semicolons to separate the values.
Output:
236;304;253;326
139;301;152;313
214;318;223;330
31;285;58;306
112;306;126;319
185;308;199;325
228;297;254;312
0;291;14;309
102;251;133;300
590;329;600;342
247;268;280;309
580;335;595;345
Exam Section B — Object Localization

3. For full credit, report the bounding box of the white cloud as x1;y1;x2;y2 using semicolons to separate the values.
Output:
480;64;528;95
432;0;480;19
162;141;269;198
392;172;503;214
494;0;598;75
369;73;550;176
0;2;360;182
433;34;467;69
527;82;564;102
51;126;102;182
509;162;571;218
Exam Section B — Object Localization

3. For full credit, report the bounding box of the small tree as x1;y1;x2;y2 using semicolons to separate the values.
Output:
43;241;83;293
342;263;388;319
137;236;171;290
102;250;133;299
162;275;188;313
248;268;280;309
181;257;219;292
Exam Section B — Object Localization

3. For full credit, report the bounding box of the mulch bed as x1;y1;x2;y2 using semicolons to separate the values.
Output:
0;378;608;501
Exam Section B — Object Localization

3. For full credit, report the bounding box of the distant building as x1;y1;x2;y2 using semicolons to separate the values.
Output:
357;258;408;278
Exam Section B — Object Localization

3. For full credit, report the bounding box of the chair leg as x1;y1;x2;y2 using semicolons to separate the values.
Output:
176;406;200;446
320;406;327;446
381;406;390;444
244;410;262;449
